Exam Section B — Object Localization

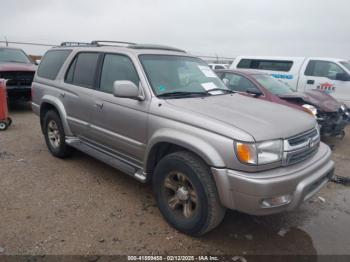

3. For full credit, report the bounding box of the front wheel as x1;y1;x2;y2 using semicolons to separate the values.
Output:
153;151;226;236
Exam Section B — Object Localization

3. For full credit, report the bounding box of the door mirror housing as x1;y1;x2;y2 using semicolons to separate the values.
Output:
336;72;350;81
113;80;144;100
246;88;263;97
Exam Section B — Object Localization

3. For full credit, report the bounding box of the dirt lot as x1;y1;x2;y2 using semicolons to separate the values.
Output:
0;104;349;256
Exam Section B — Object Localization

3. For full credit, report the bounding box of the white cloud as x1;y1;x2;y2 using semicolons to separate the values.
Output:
1;0;349;59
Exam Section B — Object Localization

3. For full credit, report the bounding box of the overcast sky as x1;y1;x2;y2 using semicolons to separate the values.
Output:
0;0;349;59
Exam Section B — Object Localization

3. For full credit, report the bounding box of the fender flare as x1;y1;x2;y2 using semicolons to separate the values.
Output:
144;128;226;170
40;95;73;136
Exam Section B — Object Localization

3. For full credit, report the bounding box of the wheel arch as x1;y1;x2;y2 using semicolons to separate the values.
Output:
144;129;226;181
39;96;72;136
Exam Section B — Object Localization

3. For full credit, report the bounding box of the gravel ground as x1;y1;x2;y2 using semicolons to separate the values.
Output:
0;104;349;256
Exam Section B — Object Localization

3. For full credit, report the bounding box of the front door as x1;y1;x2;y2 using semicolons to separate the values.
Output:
300;60;350;106
90;53;149;164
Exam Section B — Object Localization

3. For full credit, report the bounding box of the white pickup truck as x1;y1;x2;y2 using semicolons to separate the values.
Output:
230;56;350;107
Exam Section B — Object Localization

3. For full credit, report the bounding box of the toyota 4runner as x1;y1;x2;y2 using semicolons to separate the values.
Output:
32;41;335;236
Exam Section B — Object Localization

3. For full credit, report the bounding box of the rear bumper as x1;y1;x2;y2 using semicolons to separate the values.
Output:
212;142;334;215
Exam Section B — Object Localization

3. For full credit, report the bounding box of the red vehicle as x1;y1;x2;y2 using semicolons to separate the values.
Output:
0;47;37;102
0;79;12;130
215;69;349;138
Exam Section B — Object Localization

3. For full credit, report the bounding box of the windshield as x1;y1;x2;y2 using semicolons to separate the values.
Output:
340;61;350;71
139;55;229;96
252;74;294;95
0;48;31;63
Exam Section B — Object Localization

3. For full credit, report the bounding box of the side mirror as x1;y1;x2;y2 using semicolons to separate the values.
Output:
336;73;350;81
246;88;263;97
113;80;144;100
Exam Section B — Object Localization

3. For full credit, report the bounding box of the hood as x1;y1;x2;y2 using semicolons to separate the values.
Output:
278;90;340;112
165;94;316;141
0;62;37;72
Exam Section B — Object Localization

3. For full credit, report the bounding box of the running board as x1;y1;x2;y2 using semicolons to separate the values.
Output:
66;137;147;183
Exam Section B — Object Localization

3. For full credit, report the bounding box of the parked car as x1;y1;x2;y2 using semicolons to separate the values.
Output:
0;47;37;102
215;69;350;138
208;63;229;70
230;56;350;107
32;41;334;236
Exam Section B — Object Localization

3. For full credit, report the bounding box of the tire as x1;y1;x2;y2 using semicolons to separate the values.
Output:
43;110;72;158
153;151;226;236
0;121;8;131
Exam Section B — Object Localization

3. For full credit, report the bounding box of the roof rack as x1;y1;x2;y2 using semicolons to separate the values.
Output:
58;41;186;53
91;40;136;46
129;44;186;53
60;42;93;47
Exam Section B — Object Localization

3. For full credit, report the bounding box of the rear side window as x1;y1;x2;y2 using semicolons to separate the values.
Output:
37;50;71;80
237;59;293;72
65;52;100;88
99;54;139;93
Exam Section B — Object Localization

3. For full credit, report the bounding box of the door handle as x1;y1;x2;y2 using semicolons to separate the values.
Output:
59;92;65;98
94;102;104;109
307;80;315;85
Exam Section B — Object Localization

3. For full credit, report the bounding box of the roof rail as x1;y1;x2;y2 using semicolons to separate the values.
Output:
91;40;136;46
129;44;186;53
60;42;93;47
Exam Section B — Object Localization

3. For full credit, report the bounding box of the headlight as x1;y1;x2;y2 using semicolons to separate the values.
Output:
235;140;283;165
340;104;347;112
302;104;317;117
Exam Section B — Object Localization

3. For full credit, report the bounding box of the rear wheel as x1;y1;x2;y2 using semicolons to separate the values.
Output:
43;110;72;158
153;151;226;236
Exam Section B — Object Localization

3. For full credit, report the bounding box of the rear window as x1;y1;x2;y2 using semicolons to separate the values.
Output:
237;59;293;72
37;50;71;80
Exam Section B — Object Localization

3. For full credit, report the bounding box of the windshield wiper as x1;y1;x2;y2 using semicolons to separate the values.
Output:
205;88;235;94
157;91;208;98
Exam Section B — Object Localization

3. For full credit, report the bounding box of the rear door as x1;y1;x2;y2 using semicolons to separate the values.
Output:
62;52;101;139
299;59;350;105
89;53;149;164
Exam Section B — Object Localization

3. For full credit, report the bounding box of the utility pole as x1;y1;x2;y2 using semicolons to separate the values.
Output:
4;36;8;47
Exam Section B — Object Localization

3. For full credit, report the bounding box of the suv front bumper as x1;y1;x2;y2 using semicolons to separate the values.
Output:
212;142;334;215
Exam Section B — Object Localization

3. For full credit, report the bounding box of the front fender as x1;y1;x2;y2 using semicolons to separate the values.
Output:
41;95;73;136
145;128;227;169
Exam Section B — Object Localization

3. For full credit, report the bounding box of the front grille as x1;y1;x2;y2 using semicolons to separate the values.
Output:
0;71;34;86
288;128;318;146
283;128;320;166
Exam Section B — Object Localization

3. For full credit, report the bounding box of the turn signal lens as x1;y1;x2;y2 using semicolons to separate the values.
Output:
236;143;257;164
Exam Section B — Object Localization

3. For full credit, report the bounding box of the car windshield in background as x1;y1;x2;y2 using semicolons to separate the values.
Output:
139;55;229;97
253;74;294;95
0;48;31;63
340;61;350;71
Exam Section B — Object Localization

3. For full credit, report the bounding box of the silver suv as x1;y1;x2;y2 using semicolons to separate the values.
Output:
32;41;334;236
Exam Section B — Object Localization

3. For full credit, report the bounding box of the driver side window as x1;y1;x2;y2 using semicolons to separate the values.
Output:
222;73;259;93
305;60;346;80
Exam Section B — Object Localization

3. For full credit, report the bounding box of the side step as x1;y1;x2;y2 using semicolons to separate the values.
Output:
66;137;147;183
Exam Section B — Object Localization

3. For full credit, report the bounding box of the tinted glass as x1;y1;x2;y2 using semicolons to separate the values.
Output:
237;59;293;72
253;75;293;95
305;60;346;80
0;48;31;63
222;73;259;93
140;55;228;95
340;61;350;71
100;54;139;93
38;50;71;80
66;52;99;88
